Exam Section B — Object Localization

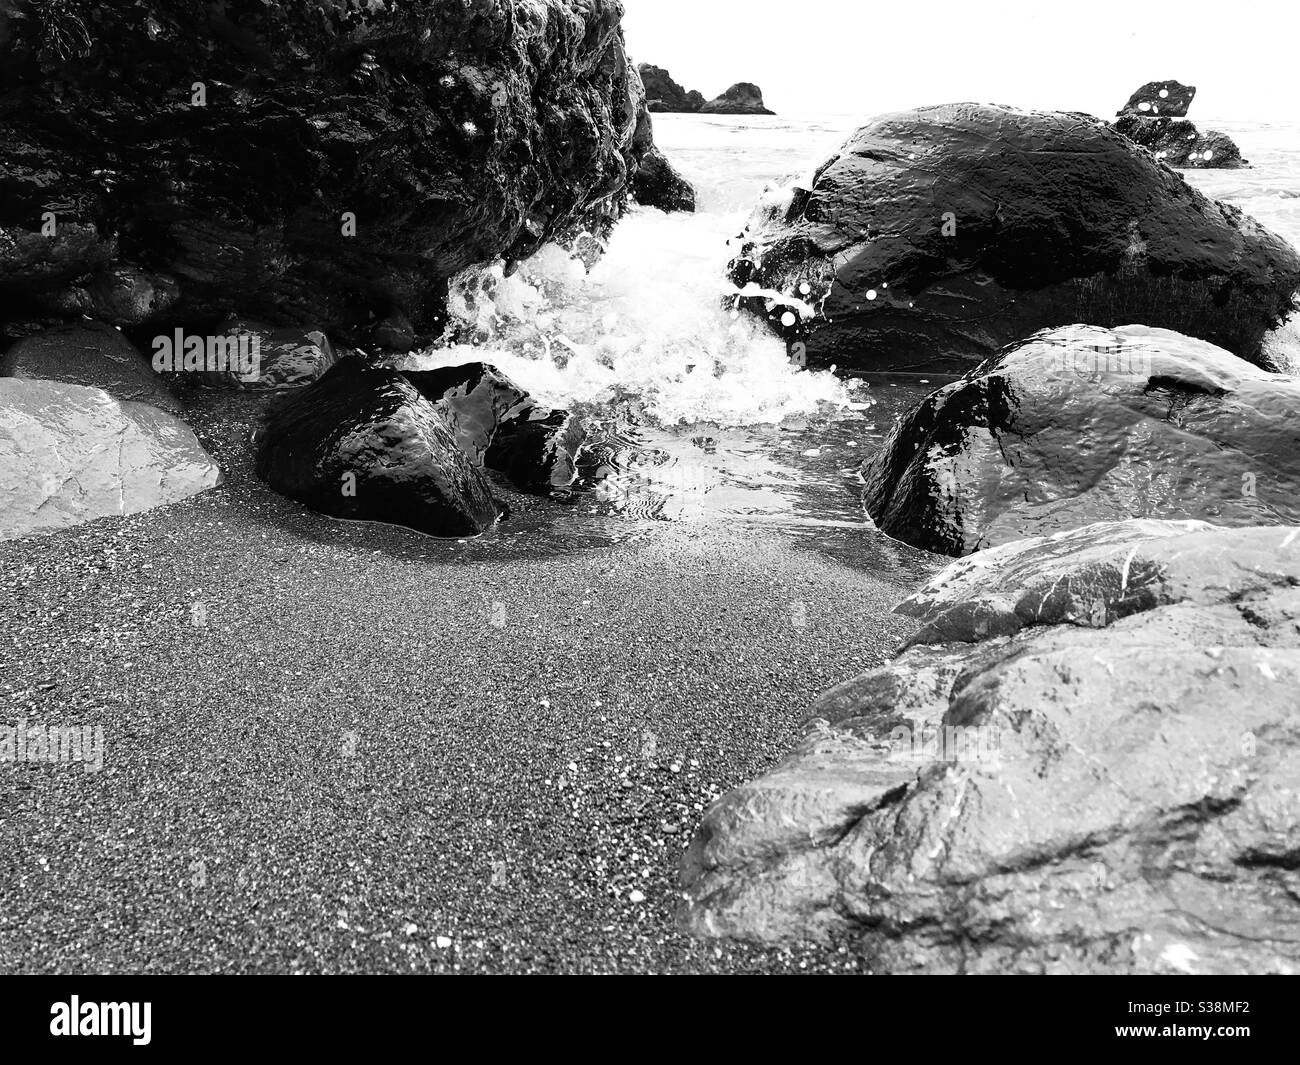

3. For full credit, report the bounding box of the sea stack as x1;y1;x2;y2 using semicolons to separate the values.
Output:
699;83;775;116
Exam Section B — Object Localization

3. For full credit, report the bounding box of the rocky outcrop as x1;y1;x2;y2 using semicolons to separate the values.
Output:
0;379;220;540
637;64;705;113
255;358;500;539
0;0;647;343
1113;80;1246;169
631;147;697;213
727;104;1299;373
862;325;1300;557
1;322;182;414
1118;80;1196;117
680;519;1300;974
699;83;775;116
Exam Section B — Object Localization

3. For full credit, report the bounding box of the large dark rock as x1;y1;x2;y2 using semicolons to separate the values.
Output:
862;325;1300;558
0;378;220;540
699;83;774;116
680;519;1300;973
404;362;587;493
0;0;647;339
727;104;1300;373
254;358;499;538
1118;79;1196;117
0;322;182;414
636;63;705;113
1114;114;1246;169
631;147;697;213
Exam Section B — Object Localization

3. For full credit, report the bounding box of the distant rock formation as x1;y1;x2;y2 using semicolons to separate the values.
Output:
699;83;775;116
637;64;705;113
1113;80;1246;168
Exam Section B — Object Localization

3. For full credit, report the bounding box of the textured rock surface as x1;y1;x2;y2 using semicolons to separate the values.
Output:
0;378;220;540
699;82;774;116
0;322;182;414
631;146;697;213
680;519;1300;973
0;0;646;338
727;104;1300;373
487;405;588;493
862;325;1300;557
636;64;705;113
254;358;499;538
1114;114;1246;168
193;319;341;390
1118;80;1196;117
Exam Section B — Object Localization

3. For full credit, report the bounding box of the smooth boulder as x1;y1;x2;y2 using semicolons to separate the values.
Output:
0;379;220;540
1;322;182;414
254;358;499;538
862;324;1300;557
680;519;1300;973
727;104;1300;372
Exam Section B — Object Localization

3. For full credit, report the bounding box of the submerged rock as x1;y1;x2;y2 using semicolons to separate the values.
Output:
637;64;705;113
680;519;1300;973
728;104;1299;373
0;322;182;414
699;83;775;116
1118;79;1196;117
862;325;1300;557
0;379;220;540
254;358;499;538
0;1;647;337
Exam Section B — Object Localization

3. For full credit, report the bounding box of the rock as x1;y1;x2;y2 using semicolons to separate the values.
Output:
254;358;499;538
862;325;1300;558
0;322;183;414
1114;115;1246;169
0;378;220;541
370;312;416;354
487;406;588;494
636;64;705;113
699;83;775;116
1118;80;1196;117
404;362;587;493
727;104;1300;373
631;146;697;213
0;1;647;337
187;319;340;390
680;518;1300;973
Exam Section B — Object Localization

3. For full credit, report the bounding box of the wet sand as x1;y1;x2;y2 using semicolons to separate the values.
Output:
0;393;938;974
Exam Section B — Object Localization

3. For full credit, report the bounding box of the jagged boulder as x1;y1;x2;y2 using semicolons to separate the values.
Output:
728;104;1299;372
680;519;1300;974
862;325;1300;558
1118;79;1196;117
0;0;647;340
0;378;220;540
1114;115;1246;168
699;83;774;116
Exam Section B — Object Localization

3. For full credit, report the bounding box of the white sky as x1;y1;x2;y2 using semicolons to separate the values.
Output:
623;0;1299;121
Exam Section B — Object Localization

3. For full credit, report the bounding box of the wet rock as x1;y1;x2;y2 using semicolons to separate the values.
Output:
637;64;705;113
192;319;340;390
862;325;1300;557
680;519;1300;973
0;378;220;541
0;322;183;415
1114;115;1246;169
254;358;499;538
487;406;588;494
370;312;416;354
632;146;697;213
728;104;1299;373
405;362;587;492
699;83;775;116
1118;80;1196;117
0;1;647;337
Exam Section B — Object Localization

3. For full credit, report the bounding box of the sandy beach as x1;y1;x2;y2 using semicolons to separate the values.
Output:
0;391;937;973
